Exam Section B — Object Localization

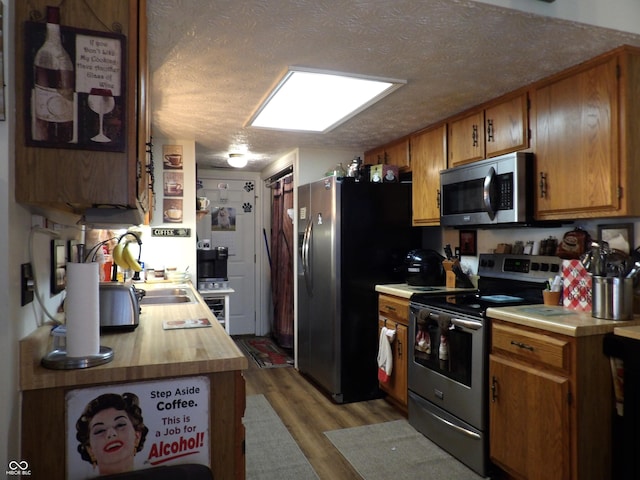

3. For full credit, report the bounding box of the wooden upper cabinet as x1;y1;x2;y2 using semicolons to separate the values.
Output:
135;0;153;221
364;146;385;166
364;138;411;172
448;110;485;167
14;0;150;219
448;92;529;168
410;124;447;226
485;93;529;158
385;138;411;171
533;47;640;220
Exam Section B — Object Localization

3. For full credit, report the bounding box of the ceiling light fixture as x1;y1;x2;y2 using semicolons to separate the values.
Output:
248;67;406;133
228;153;248;168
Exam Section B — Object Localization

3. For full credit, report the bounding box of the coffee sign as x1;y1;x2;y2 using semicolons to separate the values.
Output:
152;228;191;237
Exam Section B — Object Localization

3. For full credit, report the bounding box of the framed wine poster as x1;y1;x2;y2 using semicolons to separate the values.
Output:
24;15;126;152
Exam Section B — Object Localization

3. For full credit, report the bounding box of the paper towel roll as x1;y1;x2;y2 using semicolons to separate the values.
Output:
65;262;100;357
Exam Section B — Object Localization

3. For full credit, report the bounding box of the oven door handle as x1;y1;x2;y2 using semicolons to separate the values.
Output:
424;407;482;440
451;317;483;331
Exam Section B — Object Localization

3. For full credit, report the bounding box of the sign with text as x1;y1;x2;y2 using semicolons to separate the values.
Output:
151;227;191;237
65;377;210;479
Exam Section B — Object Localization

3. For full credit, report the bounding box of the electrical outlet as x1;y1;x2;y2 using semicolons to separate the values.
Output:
21;263;34;306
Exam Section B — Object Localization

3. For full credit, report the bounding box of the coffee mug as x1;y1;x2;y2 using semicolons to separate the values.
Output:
197;239;211;250
165;208;182;220
165;154;182;166
166;181;182;194
197;197;210;210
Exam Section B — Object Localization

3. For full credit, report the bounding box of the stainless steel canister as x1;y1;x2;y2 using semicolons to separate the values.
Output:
591;276;634;320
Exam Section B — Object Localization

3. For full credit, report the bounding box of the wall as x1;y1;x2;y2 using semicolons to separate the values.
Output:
476;0;640;35
443;221;640;276
137;138;198;280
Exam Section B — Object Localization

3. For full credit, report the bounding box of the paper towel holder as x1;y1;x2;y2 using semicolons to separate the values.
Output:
41;328;113;370
41;346;113;370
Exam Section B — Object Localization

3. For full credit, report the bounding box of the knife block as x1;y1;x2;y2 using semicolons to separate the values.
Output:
442;260;458;289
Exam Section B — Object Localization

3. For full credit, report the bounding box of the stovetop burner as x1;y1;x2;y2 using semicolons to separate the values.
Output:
411;253;563;317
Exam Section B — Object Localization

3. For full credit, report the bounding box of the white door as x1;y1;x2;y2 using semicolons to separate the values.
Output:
197;178;256;335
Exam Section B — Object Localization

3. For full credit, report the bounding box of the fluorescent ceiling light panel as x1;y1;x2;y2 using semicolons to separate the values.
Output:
249;68;406;133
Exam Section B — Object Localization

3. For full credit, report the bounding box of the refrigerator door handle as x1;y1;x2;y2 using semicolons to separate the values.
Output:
302;218;313;292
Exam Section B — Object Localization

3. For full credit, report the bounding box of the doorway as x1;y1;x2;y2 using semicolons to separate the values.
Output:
268;172;294;348
196;172;260;335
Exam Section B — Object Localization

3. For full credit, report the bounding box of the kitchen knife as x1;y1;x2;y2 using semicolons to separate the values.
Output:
452;262;475;289
444;244;453;260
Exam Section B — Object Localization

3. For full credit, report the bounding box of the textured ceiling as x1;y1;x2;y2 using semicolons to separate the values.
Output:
147;0;640;171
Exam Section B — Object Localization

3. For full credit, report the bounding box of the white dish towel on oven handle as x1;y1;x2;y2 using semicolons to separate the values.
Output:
377;326;396;383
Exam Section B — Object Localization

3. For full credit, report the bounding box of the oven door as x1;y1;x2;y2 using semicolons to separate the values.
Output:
408;303;487;430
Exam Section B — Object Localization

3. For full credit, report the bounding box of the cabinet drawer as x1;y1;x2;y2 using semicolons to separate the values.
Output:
378;294;409;325
492;322;570;371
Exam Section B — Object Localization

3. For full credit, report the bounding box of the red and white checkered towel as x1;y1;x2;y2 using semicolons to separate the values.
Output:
562;259;592;311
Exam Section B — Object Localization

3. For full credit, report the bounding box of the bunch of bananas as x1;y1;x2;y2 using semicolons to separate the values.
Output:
112;242;142;272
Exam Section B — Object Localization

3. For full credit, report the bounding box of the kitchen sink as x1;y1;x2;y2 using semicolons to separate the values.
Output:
139;288;196;305
144;288;190;297
140;295;195;305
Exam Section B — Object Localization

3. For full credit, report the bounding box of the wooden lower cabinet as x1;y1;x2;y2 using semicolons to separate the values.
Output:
489;319;615;480
21;371;245;480
378;294;409;413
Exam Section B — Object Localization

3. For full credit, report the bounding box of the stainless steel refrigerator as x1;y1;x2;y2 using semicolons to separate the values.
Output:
297;176;419;403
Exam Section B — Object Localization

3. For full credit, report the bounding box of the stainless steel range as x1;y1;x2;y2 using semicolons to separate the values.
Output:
408;253;562;477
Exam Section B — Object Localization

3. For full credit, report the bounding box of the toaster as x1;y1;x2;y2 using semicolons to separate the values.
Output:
99;283;140;331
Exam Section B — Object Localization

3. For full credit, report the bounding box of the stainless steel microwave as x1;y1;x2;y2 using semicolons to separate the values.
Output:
439;152;534;226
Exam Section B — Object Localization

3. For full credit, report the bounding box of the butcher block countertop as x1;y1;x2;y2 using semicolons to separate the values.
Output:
487;305;640;337
19;282;248;391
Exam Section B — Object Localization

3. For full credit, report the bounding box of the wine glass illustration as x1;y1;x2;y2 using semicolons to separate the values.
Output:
87;88;115;142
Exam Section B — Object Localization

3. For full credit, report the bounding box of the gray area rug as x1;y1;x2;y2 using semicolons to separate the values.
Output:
325;419;485;480
244;394;319;480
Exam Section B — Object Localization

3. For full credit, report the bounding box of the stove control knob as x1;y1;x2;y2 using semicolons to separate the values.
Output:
531;262;540;271
540;263;550;272
550;264;560;273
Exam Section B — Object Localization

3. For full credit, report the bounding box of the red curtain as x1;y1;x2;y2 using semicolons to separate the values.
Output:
270;175;294;348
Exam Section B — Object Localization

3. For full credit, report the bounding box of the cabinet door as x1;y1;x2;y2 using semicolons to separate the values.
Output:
410;124;447;226
485;93;529;158
489;354;571;480
364;146;385;166
534;56;619;220
448;110;485;167
134;0;152;218
378;320;408;408
385;138;411;172
14;0;145;213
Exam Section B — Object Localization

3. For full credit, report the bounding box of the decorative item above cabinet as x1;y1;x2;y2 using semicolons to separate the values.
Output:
14;0;151;226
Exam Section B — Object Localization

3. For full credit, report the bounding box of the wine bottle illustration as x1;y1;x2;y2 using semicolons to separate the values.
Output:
32;6;75;143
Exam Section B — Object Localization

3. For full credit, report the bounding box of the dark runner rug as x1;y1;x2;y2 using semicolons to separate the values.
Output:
236;336;294;368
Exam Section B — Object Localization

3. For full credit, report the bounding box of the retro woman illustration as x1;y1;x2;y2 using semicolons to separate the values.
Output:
76;392;149;476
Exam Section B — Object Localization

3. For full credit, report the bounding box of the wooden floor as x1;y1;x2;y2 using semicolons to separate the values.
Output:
243;360;405;479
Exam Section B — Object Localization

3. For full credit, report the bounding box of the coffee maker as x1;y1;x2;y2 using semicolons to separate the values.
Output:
197;246;228;290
